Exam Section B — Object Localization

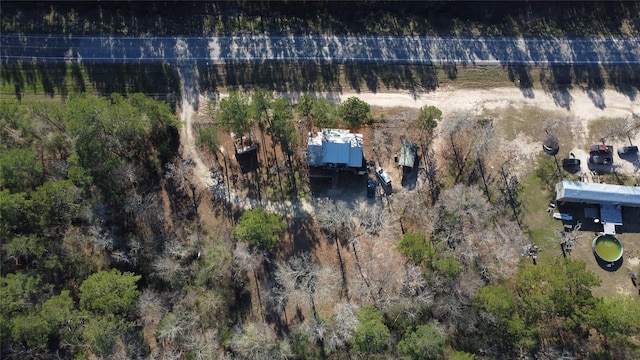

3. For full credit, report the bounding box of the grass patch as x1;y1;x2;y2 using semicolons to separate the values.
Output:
439;65;515;89
482;105;563;142
520;169;562;262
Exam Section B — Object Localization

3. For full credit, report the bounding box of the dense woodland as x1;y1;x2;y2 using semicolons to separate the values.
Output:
2;1;639;37
2;1;640;359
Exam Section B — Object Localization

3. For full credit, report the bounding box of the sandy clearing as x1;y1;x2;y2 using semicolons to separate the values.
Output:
337;87;640;122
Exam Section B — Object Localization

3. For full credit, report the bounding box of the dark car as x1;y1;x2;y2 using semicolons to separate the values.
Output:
618;145;638;155
562;158;581;168
367;179;376;198
589;154;613;165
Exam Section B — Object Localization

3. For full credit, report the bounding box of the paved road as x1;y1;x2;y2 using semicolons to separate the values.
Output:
2;34;640;66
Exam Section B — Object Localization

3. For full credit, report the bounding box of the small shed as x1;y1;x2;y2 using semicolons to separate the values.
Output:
398;140;418;168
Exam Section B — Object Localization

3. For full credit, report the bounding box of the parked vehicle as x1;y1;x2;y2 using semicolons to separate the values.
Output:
589;144;614;165
367;179;376;198
375;167;391;186
618;145;638;155
562;158;581;168
589;144;613;154
589;154;613;165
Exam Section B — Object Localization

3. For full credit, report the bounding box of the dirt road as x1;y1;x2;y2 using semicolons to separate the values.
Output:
337;87;640;122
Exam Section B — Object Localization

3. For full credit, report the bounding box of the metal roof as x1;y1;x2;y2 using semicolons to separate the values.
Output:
307;129;363;167
398;140;417;168
555;181;640;207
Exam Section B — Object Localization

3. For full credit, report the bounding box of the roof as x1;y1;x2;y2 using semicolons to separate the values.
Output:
555;181;640;207
307;129;363;167
398;140;417;167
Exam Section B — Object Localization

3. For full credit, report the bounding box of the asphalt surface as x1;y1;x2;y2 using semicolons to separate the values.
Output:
2;34;640;65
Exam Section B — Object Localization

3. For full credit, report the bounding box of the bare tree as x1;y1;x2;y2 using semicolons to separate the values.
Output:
325;302;359;352
234;244;269;318
165;159;202;215
230;321;293;360
183;329;221;360
274;253;340;316
157;312;188;348
153;254;186;286
430;184;524;281
313;199;355;298
138;289;168;328
355;200;393;236
441;113;497;189
315;199;355;241
596;115;640;145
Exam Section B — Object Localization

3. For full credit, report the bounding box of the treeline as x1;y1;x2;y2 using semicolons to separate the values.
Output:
2;1;638;37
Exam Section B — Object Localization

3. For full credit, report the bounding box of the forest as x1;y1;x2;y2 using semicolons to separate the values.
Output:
2;1;640;359
2;86;640;359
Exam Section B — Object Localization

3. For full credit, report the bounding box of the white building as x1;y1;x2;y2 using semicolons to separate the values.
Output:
307;129;364;168
555;181;640;234
555;181;640;207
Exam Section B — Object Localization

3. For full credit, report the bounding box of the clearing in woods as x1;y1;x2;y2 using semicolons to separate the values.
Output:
179;71;640;311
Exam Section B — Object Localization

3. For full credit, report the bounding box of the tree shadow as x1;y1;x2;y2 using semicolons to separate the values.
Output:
506;65;534;99
37;62;68;99
607;65;640;101
83;63;180;107
540;66;573;110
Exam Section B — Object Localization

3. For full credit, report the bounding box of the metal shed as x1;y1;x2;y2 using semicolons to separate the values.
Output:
398;140;417;168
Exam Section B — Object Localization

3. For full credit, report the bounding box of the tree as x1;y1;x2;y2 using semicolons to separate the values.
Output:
296;93;314;119
197;126;220;160
231;321;293;360
448;350;476;360
0;190;33;239
310;98;338;129
417;105;441;135
474;285;516;322
251;89;273;126
10;312;50;352
80;314;122;357
0;147;42;192
79;269;141;316
339;97;371;129
352;305;390;354
66;93;178;197
251;89;274;167
269;97;297;157
398;324;445;360
398;232;433;267
5;234;47;266
232;207;286;250
591;294;640;339
216;91;252;136
31;180;82;235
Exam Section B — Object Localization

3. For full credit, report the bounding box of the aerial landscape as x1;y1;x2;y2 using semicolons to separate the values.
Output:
2;1;640;359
